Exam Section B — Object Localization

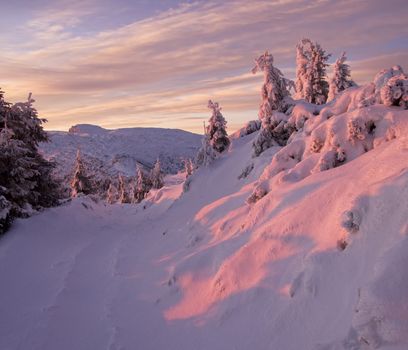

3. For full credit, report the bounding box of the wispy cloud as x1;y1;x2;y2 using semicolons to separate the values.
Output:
1;0;407;132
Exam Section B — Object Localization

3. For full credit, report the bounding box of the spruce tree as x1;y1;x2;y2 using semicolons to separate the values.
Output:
295;39;331;104
134;167;152;203
195;132;217;167
150;159;164;189
106;182;118;204
70;150;92;197
327;52;356;102
252;51;294;156
0;90;60;231
118;174;131;204
206;100;230;153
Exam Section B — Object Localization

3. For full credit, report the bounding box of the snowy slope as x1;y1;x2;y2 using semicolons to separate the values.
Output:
40;124;202;178
1;77;408;349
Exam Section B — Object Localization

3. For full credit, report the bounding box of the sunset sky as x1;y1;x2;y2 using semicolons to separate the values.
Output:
1;0;407;133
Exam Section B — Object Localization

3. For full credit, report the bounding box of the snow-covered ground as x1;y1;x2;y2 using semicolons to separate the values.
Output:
40;124;201;178
1;74;408;349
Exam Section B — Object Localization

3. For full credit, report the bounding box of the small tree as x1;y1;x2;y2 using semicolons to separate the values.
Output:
134;167;152;203
206;100;230;153
327;52;356;102
106;182;118;204
295;39;331;104
118;174;131;204
252;51;293;118
70;150;92;197
195;132;217;167
150;159;164;189
183;158;194;178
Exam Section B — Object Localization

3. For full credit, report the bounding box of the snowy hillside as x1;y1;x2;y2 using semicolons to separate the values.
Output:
1;69;408;350
40;124;201;179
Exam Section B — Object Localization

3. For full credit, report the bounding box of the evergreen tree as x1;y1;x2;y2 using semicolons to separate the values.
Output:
295;39;331;104
195;132;217;167
134;167;152;203
0;90;60;232
183;158;194;178
118;174;131;204
328;52;356;102
252;51;294;118
70;150;92;197
251;51;294;156
206;100;230;153
150;159;164;189
106;182;118;204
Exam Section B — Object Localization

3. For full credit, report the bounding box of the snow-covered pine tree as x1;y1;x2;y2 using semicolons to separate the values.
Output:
183;158;194;178
150;159;164;189
195;131;217;167
327;52;356;102
295;39;331;104
206;100;230;153
252;51;293;116
0;90;60;231
70;149;92;197
252;51;294;156
118;174;131;204
134;167;152;203
106;182;118;204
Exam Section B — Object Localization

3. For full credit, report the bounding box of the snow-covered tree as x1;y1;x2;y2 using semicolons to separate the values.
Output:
106;182;118;204
118;174;131;204
295;39;331;104
252;51;293;118
251;51;294;156
380;72;408;109
195;132;217;167
183;158;194;178
133;167;152;203
327;52;356;102
150;159;164;189
206;100;230;153
70;150;92;197
0;90;60;229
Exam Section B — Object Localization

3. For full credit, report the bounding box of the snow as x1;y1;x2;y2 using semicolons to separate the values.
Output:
40;124;202;178
1;84;408;349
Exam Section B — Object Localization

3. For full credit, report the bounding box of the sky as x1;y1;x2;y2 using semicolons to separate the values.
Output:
1;0;407;133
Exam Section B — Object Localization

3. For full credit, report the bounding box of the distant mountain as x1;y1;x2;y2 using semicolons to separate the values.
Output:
40;124;202;181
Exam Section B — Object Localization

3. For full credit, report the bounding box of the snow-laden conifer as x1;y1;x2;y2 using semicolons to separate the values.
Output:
195;132;217;167
206;100;230;153
106;182;118;204
118;174;131;204
134;167;152;203
150;159;164;189
252;51;293;117
70;150;92;197
327;52;356;102
0;90;60;229
295;39;331;104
